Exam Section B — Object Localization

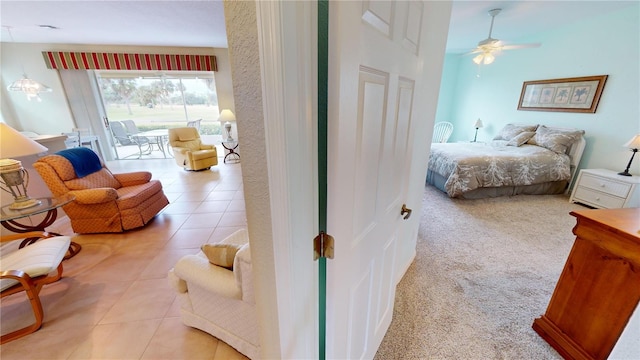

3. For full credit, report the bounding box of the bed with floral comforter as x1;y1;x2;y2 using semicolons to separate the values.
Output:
426;124;585;199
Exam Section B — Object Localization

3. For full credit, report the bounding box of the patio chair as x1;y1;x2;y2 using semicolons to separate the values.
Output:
110;121;151;158
186;119;202;132
123;119;162;151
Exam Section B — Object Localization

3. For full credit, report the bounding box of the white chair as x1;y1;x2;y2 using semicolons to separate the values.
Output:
432;122;454;143
63;132;80;148
186;119;202;131
168;229;259;359
1;232;71;344
71;127;98;150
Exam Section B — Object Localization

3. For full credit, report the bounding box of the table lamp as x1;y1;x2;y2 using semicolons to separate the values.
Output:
219;109;236;141
618;134;640;176
0;123;48;209
473;118;484;142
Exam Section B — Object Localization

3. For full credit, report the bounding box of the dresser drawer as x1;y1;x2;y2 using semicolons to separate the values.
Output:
577;174;632;198
573;187;626;209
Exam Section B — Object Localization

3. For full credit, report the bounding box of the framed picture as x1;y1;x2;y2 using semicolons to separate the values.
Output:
517;75;608;113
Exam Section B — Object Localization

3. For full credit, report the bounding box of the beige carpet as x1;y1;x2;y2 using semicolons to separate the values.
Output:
375;184;587;359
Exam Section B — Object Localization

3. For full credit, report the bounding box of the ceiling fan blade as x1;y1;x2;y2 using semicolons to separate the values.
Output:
501;43;542;50
463;48;484;56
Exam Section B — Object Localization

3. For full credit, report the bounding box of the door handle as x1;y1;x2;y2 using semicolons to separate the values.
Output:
401;204;412;220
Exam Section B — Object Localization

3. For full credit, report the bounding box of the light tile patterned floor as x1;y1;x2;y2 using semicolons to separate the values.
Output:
0;149;249;360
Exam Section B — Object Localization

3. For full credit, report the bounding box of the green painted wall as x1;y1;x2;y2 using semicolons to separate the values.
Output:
436;3;640;175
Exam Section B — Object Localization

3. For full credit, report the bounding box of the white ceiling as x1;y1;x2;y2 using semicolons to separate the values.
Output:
0;1;635;53
0;0;227;48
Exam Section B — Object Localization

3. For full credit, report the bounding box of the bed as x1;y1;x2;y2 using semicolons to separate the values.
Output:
426;124;586;199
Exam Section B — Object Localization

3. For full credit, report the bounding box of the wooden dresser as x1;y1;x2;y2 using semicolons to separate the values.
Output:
533;207;640;360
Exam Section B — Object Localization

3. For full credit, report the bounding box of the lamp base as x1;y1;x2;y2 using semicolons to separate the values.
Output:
618;171;632;177
8;198;41;210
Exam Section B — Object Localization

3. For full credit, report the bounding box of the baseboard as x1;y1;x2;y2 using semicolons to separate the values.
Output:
532;315;593;360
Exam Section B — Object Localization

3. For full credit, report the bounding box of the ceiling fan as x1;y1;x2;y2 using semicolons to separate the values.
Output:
467;8;541;65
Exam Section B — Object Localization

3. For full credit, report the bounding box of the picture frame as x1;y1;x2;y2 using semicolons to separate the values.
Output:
517;75;608;113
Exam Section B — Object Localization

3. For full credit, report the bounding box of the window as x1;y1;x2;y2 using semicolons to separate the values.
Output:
96;70;221;135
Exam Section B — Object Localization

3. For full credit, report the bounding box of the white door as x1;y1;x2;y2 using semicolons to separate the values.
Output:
326;1;450;358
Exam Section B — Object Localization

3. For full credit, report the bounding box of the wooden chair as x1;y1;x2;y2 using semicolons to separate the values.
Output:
432;122;454;143
1;232;71;344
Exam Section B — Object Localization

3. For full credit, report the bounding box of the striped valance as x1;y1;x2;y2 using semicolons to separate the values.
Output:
42;51;217;71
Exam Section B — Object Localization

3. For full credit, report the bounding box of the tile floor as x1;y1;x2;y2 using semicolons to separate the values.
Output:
1;148;249;360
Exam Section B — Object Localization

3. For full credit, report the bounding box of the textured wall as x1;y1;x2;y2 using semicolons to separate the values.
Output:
223;1;279;358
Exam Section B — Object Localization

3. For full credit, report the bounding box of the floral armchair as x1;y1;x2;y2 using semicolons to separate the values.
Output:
33;148;169;233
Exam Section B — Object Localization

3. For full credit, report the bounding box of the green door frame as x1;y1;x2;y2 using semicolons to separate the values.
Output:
317;1;329;359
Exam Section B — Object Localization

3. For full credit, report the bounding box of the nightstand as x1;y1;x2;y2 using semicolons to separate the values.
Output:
569;169;640;208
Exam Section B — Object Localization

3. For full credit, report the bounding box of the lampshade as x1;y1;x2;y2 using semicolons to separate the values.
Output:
0;123;48;158
618;134;640;176
219;109;236;122
0;123;48;209
474;119;484;129
623;134;640;149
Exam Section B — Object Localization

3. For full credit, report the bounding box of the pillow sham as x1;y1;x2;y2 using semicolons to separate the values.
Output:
506;131;536;147
493;124;538;141
526;125;584;154
201;243;243;270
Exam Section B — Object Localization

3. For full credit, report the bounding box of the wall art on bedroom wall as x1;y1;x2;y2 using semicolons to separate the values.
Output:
517;75;608;113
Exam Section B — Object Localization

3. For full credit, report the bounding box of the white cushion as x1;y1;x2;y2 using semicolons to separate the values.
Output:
0;236;71;291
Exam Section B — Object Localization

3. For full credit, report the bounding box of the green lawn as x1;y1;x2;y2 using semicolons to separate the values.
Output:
106;103;222;135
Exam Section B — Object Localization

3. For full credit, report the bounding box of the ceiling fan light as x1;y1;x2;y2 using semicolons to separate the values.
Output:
473;54;484;65
483;53;495;65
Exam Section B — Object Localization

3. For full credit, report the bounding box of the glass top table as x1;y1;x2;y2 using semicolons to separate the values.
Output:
1;194;75;222
1;193;80;259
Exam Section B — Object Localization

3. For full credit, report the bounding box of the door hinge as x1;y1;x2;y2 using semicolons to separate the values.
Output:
314;231;334;260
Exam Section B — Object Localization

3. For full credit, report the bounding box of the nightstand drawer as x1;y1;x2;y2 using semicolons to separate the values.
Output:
573;187;626;209
577;174;632;198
